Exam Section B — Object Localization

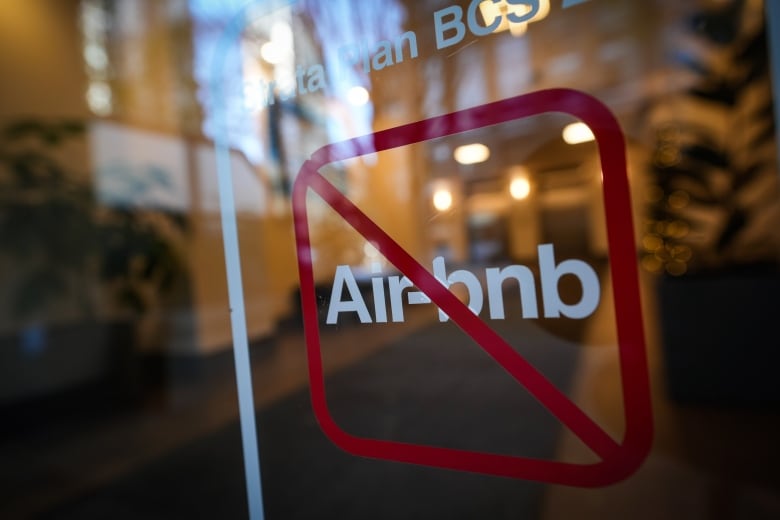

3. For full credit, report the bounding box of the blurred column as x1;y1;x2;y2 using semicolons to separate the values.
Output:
506;167;540;261
587;171;608;258
428;177;468;263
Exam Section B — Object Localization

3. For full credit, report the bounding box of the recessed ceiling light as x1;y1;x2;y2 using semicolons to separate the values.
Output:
510;176;531;200
454;143;490;165
433;188;453;211
562;122;595;144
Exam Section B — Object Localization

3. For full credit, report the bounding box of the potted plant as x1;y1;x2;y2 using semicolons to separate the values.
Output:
642;0;780;405
0;119;188;409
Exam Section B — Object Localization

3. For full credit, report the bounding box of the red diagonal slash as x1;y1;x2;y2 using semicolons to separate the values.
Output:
292;89;653;486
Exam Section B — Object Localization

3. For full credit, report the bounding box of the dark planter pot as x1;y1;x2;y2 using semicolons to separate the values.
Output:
0;319;149;437
0;320;112;405
657;270;780;407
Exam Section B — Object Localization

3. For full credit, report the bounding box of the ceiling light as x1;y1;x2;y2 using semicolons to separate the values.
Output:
270;21;293;47
478;0;550;37
346;86;369;106
433;189;453;211
454;143;490;165
260;41;283;64
510;176;531;200
562;122;595;144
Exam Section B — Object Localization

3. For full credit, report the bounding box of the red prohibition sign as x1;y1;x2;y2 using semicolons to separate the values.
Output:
292;88;653;487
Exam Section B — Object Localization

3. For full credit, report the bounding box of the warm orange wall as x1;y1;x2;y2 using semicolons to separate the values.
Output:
0;0;89;118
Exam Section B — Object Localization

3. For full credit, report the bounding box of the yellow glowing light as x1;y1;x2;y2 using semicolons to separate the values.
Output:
668;190;690;209
670;244;692;262
642;234;664;252
667;220;690;239
478;0;550;37
509;176;531;200
641;255;663;273
665;260;687;276
433;189;453;211
562;122;595;144
454;143;490;165
347;86;370;106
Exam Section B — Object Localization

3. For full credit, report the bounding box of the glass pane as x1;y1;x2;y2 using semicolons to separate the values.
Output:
2;1;779;518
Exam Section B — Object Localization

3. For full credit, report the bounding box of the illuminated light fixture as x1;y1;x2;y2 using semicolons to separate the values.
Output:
509;176;531;200
363;241;380;258
433;188;453;211
270;20;293;47
86;81;112;116
261;21;294;64
562;122;595;144
454;143;490;165
478;0;550;37
83;42;108;70
260;41;284;64
346;86;370;106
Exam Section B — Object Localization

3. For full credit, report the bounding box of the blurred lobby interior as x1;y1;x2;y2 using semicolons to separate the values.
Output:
1;0;780;518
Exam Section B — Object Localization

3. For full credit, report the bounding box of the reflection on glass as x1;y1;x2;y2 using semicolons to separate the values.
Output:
1;0;779;518
561;122;595;145
432;186;454;211
478;0;550;36
453;142;490;165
